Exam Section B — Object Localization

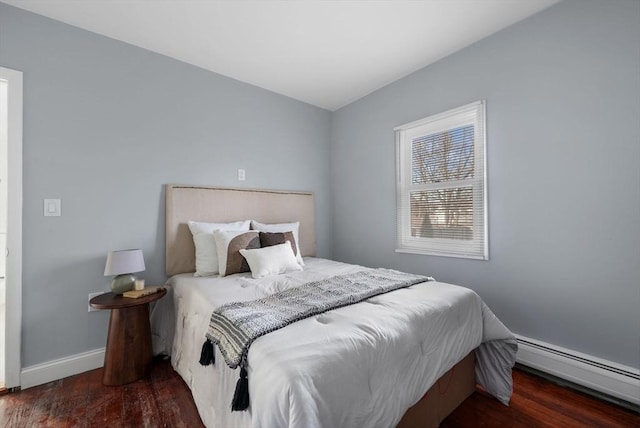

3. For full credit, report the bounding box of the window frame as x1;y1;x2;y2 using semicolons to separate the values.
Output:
395;100;488;260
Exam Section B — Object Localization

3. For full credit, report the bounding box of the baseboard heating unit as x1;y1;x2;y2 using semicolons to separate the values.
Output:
516;336;639;410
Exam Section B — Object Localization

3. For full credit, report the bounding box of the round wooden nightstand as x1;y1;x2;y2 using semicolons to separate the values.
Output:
90;288;167;386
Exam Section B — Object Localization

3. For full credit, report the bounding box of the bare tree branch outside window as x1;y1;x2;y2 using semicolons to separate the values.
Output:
410;125;474;240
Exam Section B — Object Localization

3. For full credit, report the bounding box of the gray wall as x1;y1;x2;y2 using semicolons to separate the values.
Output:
0;3;332;367
331;0;640;368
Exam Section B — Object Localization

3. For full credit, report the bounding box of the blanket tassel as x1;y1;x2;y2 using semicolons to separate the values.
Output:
231;365;250;411
199;339;215;366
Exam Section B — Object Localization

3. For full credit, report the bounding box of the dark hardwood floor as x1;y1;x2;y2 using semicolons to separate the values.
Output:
441;367;639;428
0;358;638;427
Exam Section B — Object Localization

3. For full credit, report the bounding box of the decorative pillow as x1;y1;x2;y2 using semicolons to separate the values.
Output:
240;242;303;279
259;232;298;256
188;220;250;277
213;230;260;277
251;220;304;266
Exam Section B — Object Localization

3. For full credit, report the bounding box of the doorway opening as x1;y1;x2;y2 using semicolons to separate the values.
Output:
0;66;23;391
0;77;6;389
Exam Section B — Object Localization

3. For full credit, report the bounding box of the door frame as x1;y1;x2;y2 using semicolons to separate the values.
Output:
0;66;23;389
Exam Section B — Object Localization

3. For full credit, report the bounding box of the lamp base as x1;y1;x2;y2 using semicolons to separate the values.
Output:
111;273;137;294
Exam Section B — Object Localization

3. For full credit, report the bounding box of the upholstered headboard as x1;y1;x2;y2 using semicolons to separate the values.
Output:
165;185;316;277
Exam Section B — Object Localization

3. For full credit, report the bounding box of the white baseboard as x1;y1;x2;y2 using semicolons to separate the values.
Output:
17;336;640;407
516;335;640;405
20;348;105;389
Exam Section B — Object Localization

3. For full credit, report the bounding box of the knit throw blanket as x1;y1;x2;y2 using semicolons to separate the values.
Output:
199;268;432;411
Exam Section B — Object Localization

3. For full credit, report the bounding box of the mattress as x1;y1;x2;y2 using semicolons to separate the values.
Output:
150;257;517;428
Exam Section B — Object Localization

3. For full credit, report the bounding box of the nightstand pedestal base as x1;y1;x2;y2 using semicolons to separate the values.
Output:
90;288;167;386
103;304;153;386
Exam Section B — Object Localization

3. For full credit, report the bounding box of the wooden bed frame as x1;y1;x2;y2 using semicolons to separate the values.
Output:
165;184;476;428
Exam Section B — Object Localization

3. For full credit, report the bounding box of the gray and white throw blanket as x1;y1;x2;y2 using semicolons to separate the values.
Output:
199;268;432;411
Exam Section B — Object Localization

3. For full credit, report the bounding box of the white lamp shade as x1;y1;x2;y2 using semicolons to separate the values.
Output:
104;249;146;276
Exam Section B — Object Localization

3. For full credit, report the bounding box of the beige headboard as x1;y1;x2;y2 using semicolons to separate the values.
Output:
165;185;316;277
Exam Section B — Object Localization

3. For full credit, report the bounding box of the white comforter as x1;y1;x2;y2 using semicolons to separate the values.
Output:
151;258;517;428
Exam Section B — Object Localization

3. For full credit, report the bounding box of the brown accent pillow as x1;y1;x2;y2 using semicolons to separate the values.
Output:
214;230;260;276
259;231;298;256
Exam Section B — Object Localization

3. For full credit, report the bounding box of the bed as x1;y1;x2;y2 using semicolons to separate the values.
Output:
150;184;517;428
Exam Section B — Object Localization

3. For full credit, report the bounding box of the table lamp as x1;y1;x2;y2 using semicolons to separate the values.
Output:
104;249;146;294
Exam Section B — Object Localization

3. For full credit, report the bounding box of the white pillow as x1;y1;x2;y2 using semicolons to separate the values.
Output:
240;242;303;279
188;220;250;276
251;220;304;266
213;230;260;277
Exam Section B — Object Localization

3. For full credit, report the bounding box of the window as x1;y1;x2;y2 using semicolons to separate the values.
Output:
395;101;487;259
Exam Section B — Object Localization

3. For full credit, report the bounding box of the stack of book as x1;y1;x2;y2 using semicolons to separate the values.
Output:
123;286;163;298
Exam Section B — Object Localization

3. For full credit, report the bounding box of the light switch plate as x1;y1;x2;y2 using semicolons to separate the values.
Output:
43;199;61;216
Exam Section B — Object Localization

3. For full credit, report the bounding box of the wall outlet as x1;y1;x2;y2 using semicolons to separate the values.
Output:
88;291;105;312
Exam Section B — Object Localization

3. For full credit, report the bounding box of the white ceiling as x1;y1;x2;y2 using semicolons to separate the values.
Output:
2;0;560;111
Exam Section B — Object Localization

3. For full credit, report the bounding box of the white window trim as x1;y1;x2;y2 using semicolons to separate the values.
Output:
395;100;488;260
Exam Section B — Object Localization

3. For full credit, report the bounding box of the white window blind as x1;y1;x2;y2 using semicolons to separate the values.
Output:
395;101;488;259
